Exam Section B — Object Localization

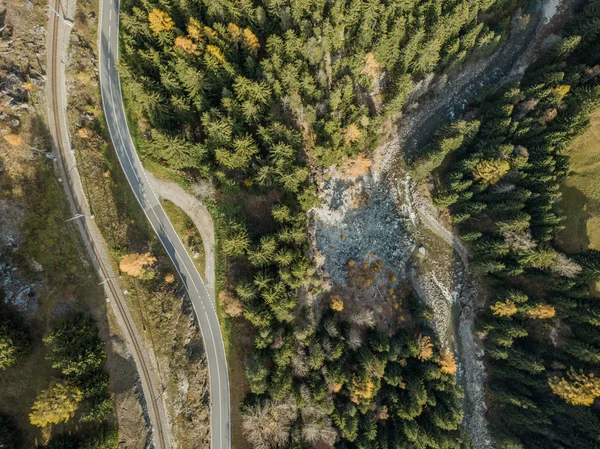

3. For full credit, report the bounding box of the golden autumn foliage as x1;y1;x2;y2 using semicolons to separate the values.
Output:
3;134;23;147
164;273;175;283
361;52;381;79
243;28;260;56
77;127;91;139
417;334;433;362
174;36;200;55
551;84;571;100
187;18;203;41
526;303;556;319
29;383;82;427
206;45;227;64
148;9;174;35
343;123;362;144
331;382;343;393
119;252;156;277
491;299;518;317
228;23;241;42
330;295;344;312
439;348;457;375
549;368;600;406
350;377;375;403
472;159;510;184
203;26;217;42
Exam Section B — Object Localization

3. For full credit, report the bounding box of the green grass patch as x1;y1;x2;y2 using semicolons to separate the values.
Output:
557;110;600;253
161;199;206;279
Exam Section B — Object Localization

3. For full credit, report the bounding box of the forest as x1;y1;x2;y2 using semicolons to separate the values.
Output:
118;0;522;447
0;311;117;449
117;0;600;448
421;1;600;447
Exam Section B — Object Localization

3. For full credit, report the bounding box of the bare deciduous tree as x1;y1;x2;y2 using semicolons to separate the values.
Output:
242;399;298;449
553;253;582;278
347;326;363;350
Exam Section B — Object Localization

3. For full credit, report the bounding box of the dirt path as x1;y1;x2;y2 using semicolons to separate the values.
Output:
145;171;216;298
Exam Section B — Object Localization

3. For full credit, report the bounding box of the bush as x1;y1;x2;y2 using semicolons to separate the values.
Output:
0;304;30;370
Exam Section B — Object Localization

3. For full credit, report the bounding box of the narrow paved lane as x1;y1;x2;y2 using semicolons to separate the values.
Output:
97;1;231;448
47;0;171;447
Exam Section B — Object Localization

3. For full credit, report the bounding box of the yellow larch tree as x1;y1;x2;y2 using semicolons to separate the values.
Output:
417;334;433;362
439;348;457;375
148;9;174;35
174;36;200;55
227;23;241;43
343;123;362;144
472;159;510;184
29;383;82;427
350;377;375;403
549;368;600;406
490;299;518;317
206;45;227;64
330;295;344;312
243;28;260;56
526;303;556;319
551;84;571;101
187;18;203;41
203;26;217;42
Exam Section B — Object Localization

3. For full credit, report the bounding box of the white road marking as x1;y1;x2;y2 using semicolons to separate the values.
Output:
108;25;111;37
101;23;229;447
109;9;112;21
109;76;223;398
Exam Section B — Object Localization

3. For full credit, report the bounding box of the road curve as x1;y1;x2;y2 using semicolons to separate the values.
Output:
46;1;171;447
97;2;231;449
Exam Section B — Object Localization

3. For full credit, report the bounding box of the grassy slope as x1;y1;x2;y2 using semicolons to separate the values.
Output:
557;110;600;253
0;162;109;446
161;199;206;278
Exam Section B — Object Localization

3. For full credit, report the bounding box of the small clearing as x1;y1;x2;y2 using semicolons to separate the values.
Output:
556;109;600;253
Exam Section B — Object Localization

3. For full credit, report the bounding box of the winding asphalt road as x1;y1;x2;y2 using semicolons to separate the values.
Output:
97;1;230;448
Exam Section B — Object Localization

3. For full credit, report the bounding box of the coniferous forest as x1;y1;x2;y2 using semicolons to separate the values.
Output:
117;0;600;448
428;2;600;446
